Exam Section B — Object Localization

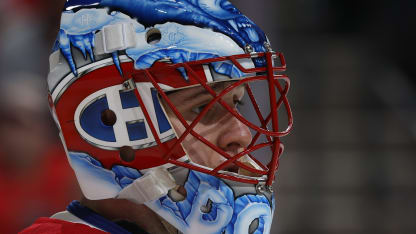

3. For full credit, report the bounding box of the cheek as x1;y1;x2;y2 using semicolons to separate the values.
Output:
175;121;209;164
181;123;223;167
182;137;206;165
167;111;225;168
169;116;186;137
167;116;193;152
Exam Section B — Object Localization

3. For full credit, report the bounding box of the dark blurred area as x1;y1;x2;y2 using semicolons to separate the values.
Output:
233;0;416;233
0;0;414;233
0;0;79;233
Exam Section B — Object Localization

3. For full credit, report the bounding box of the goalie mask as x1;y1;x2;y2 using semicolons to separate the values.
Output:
48;0;292;233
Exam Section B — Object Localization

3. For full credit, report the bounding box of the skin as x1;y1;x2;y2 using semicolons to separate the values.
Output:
81;82;252;234
161;82;252;170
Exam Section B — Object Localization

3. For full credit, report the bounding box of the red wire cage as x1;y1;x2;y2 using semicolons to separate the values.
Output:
127;51;292;186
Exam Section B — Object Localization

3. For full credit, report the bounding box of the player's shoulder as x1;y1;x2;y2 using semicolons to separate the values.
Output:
19;217;108;234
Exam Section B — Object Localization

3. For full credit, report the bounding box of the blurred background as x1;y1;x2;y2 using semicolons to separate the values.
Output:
234;1;416;233
0;0;415;233
0;0;79;233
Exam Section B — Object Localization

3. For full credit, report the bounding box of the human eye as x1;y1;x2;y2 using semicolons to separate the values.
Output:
191;103;209;115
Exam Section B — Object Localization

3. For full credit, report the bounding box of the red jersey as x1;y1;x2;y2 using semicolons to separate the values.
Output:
19;217;107;234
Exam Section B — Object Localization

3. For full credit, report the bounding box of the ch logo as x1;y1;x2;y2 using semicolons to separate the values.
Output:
79;13;96;27
74;83;175;150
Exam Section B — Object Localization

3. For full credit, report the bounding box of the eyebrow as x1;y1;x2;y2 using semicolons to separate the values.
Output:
182;82;228;103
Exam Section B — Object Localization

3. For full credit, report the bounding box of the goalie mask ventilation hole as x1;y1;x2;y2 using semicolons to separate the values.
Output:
200;199;213;213
119;146;135;162
248;218;259;234
167;186;187;202
101;109;117;126
146;28;162;45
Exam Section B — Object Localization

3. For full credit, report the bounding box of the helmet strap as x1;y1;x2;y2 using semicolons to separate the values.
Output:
117;167;176;204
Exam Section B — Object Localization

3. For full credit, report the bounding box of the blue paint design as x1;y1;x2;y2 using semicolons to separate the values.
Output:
70;151;103;167
112;165;143;188
151;89;172;134
111;51;123;76
119;90;140;109
152;170;234;233
58;29;78;76
150;170;274;233
57;0;268;77
58;9;133;75
70;33;95;61
119;90;149;141
98;0;267;56
68;152;123;195
69;151;274;233
225;195;272;234
80;96;116;142
69;152;142;197
128;47;244;79
126;121;148;141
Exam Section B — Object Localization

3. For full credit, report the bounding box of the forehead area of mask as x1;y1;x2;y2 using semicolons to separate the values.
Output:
160;57;255;93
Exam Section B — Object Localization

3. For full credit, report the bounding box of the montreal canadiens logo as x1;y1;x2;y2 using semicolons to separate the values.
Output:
74;82;175;150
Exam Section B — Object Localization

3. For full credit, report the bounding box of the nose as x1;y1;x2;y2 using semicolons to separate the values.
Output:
217;112;252;154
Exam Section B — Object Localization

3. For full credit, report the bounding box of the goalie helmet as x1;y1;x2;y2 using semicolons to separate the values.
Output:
48;0;292;233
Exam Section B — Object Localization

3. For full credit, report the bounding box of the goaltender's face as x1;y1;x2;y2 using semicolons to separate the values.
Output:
162;82;252;171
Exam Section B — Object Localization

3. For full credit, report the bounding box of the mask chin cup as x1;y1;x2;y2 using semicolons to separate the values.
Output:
116;167;177;204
